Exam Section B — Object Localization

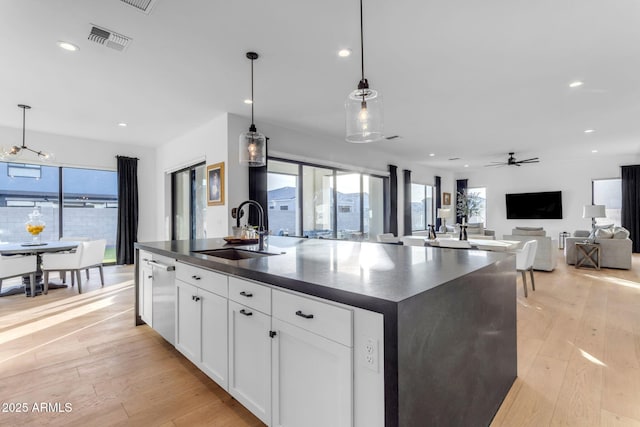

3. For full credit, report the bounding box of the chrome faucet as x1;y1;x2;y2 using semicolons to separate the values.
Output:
236;200;266;251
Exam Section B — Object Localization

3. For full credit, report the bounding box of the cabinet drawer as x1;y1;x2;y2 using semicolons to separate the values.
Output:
176;262;227;298
272;290;352;347
228;277;271;314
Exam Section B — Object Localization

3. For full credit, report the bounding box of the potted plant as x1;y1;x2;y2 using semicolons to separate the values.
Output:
456;190;482;224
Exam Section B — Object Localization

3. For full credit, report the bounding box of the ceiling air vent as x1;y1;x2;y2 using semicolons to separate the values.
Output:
88;25;131;51
119;0;159;14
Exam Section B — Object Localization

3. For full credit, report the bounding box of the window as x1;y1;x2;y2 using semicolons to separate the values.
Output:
172;163;206;240
0;162;117;263
411;183;434;231
267;160;299;236
467;187;487;226
267;158;387;241
593;178;621;226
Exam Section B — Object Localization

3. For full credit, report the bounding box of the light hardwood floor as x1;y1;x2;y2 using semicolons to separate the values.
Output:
0;253;638;426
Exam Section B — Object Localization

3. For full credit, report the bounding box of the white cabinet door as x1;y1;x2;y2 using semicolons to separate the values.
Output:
228;300;271;426
272;318;353;427
200;287;228;389
140;264;153;326
175;280;201;365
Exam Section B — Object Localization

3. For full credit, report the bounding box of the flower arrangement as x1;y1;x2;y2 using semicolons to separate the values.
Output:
456;190;482;223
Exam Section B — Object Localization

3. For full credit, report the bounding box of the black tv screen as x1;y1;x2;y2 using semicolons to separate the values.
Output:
505;191;563;219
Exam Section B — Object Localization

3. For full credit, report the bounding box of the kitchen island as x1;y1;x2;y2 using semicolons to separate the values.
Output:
135;236;516;427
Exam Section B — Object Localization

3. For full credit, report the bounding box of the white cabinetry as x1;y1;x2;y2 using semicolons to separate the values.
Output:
228;277;272;425
138;252;153;326
271;289;353;427
175;262;228;389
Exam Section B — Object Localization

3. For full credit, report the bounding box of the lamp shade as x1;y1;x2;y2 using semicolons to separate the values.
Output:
239;128;266;167
345;88;383;143
583;204;606;218
437;208;451;219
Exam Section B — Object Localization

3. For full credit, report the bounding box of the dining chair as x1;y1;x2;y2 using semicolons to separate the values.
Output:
58;236;91;282
0;254;38;297
41;239;107;294
515;240;538;297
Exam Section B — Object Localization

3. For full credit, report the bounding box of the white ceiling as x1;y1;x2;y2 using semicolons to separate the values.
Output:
1;0;640;170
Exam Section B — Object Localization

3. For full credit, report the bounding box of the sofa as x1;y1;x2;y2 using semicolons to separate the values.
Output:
503;227;556;271
446;223;496;240
565;227;632;270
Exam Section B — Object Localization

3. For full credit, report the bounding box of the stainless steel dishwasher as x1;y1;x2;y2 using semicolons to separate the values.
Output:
147;254;176;345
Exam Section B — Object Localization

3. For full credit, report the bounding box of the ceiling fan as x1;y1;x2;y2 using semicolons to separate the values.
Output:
486;152;540;167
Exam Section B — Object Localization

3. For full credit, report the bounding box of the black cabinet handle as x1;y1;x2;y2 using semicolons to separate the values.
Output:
192;275;201;280
295;310;314;319
240;309;253;316
192;295;200;302
240;291;253;298
147;275;152;279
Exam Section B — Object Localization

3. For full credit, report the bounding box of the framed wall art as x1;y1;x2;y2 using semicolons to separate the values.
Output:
207;162;225;206
443;192;451;206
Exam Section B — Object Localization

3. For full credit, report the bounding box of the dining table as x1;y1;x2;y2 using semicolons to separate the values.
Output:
0;241;79;297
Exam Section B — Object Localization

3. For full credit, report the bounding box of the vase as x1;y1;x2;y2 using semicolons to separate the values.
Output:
25;208;46;244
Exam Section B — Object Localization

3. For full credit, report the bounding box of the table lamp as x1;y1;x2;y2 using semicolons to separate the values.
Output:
583;204;606;234
437;208;451;232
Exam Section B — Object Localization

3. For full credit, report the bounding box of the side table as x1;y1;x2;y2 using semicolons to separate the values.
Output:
575;242;600;270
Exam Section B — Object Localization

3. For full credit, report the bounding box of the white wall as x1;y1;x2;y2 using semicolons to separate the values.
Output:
0;125;157;242
456;153;640;241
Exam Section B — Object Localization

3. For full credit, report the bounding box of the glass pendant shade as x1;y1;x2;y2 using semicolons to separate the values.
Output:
345;87;383;143
239;125;266;167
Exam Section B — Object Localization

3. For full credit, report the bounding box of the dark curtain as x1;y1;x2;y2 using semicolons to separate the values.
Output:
455;179;468;225
388;165;398;236
116;156;138;265
248;139;269;230
621;165;640;252
435;176;442;229
403;169;412;236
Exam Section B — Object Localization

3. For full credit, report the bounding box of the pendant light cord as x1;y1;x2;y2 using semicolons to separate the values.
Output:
22;105;27;148
250;57;255;126
360;0;365;82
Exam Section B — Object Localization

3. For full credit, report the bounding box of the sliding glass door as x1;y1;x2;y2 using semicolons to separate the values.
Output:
172;163;206;240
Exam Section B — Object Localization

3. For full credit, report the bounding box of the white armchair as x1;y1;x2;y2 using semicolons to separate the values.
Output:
0;255;38;297
41;240;106;294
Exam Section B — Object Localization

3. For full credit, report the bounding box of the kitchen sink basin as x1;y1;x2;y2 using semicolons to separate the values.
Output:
195;248;277;260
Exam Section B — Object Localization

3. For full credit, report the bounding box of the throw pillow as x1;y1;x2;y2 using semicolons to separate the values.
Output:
588;224;614;240
512;228;546;236
613;227;630;239
595;228;614;239
515;226;544;231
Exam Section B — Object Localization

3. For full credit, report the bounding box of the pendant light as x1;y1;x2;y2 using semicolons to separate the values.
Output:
345;0;383;143
239;52;267;167
0;105;55;162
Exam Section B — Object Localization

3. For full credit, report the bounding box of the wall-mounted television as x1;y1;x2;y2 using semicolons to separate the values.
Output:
505;191;563;219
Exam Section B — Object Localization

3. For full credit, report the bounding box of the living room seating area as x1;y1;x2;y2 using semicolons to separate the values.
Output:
565;227;632;270
503;227;557;271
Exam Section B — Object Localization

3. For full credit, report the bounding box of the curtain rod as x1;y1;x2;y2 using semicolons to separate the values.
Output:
115;155;140;160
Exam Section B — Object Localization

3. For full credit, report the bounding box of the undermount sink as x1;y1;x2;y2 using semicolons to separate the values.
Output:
195;248;277;260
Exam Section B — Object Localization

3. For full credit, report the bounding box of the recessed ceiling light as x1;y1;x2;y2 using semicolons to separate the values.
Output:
591;149;598;153
584;129;596;133
244;99;253;104
338;49;352;58
57;41;79;52
569;81;584;88
429;153;435;157
464;164;469;168
117;122;128;127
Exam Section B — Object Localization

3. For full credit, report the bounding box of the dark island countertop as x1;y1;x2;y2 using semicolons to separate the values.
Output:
135;236;517;427
135;236;511;312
